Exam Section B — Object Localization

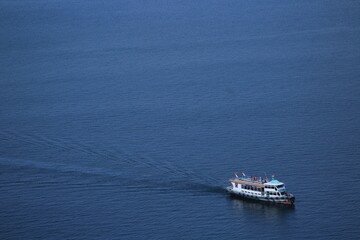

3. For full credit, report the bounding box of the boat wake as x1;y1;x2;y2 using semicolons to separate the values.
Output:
0;130;225;195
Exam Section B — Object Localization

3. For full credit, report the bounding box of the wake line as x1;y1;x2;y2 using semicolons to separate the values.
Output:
0;156;227;197
1;130;223;189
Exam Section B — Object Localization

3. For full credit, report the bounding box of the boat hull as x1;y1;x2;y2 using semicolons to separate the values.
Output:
227;187;295;206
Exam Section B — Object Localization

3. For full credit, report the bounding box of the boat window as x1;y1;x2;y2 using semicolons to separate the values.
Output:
277;184;284;188
235;183;238;188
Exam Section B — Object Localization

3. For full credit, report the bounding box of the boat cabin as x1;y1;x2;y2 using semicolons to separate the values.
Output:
263;179;288;197
227;173;295;205
229;176;288;198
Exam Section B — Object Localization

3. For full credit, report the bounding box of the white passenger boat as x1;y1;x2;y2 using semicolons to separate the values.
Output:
227;173;295;205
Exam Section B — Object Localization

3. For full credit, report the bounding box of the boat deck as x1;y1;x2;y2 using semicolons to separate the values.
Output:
229;178;265;188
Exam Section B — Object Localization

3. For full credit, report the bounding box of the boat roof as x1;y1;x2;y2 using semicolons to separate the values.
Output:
264;179;284;186
229;178;264;188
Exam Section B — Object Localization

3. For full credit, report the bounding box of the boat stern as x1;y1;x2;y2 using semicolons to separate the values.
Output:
226;186;233;193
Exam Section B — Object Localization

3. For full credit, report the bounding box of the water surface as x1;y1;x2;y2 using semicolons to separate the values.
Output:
1;0;360;239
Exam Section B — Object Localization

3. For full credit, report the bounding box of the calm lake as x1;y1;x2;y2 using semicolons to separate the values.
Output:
1;0;360;239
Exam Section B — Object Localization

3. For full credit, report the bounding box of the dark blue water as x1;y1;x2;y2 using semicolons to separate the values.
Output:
1;0;360;239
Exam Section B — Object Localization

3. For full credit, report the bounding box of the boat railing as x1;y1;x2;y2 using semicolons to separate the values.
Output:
237;176;268;184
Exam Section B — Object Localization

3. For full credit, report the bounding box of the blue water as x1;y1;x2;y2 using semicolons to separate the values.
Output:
1;0;360;239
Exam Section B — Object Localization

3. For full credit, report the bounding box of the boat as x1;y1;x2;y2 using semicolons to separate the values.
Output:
226;173;295;205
